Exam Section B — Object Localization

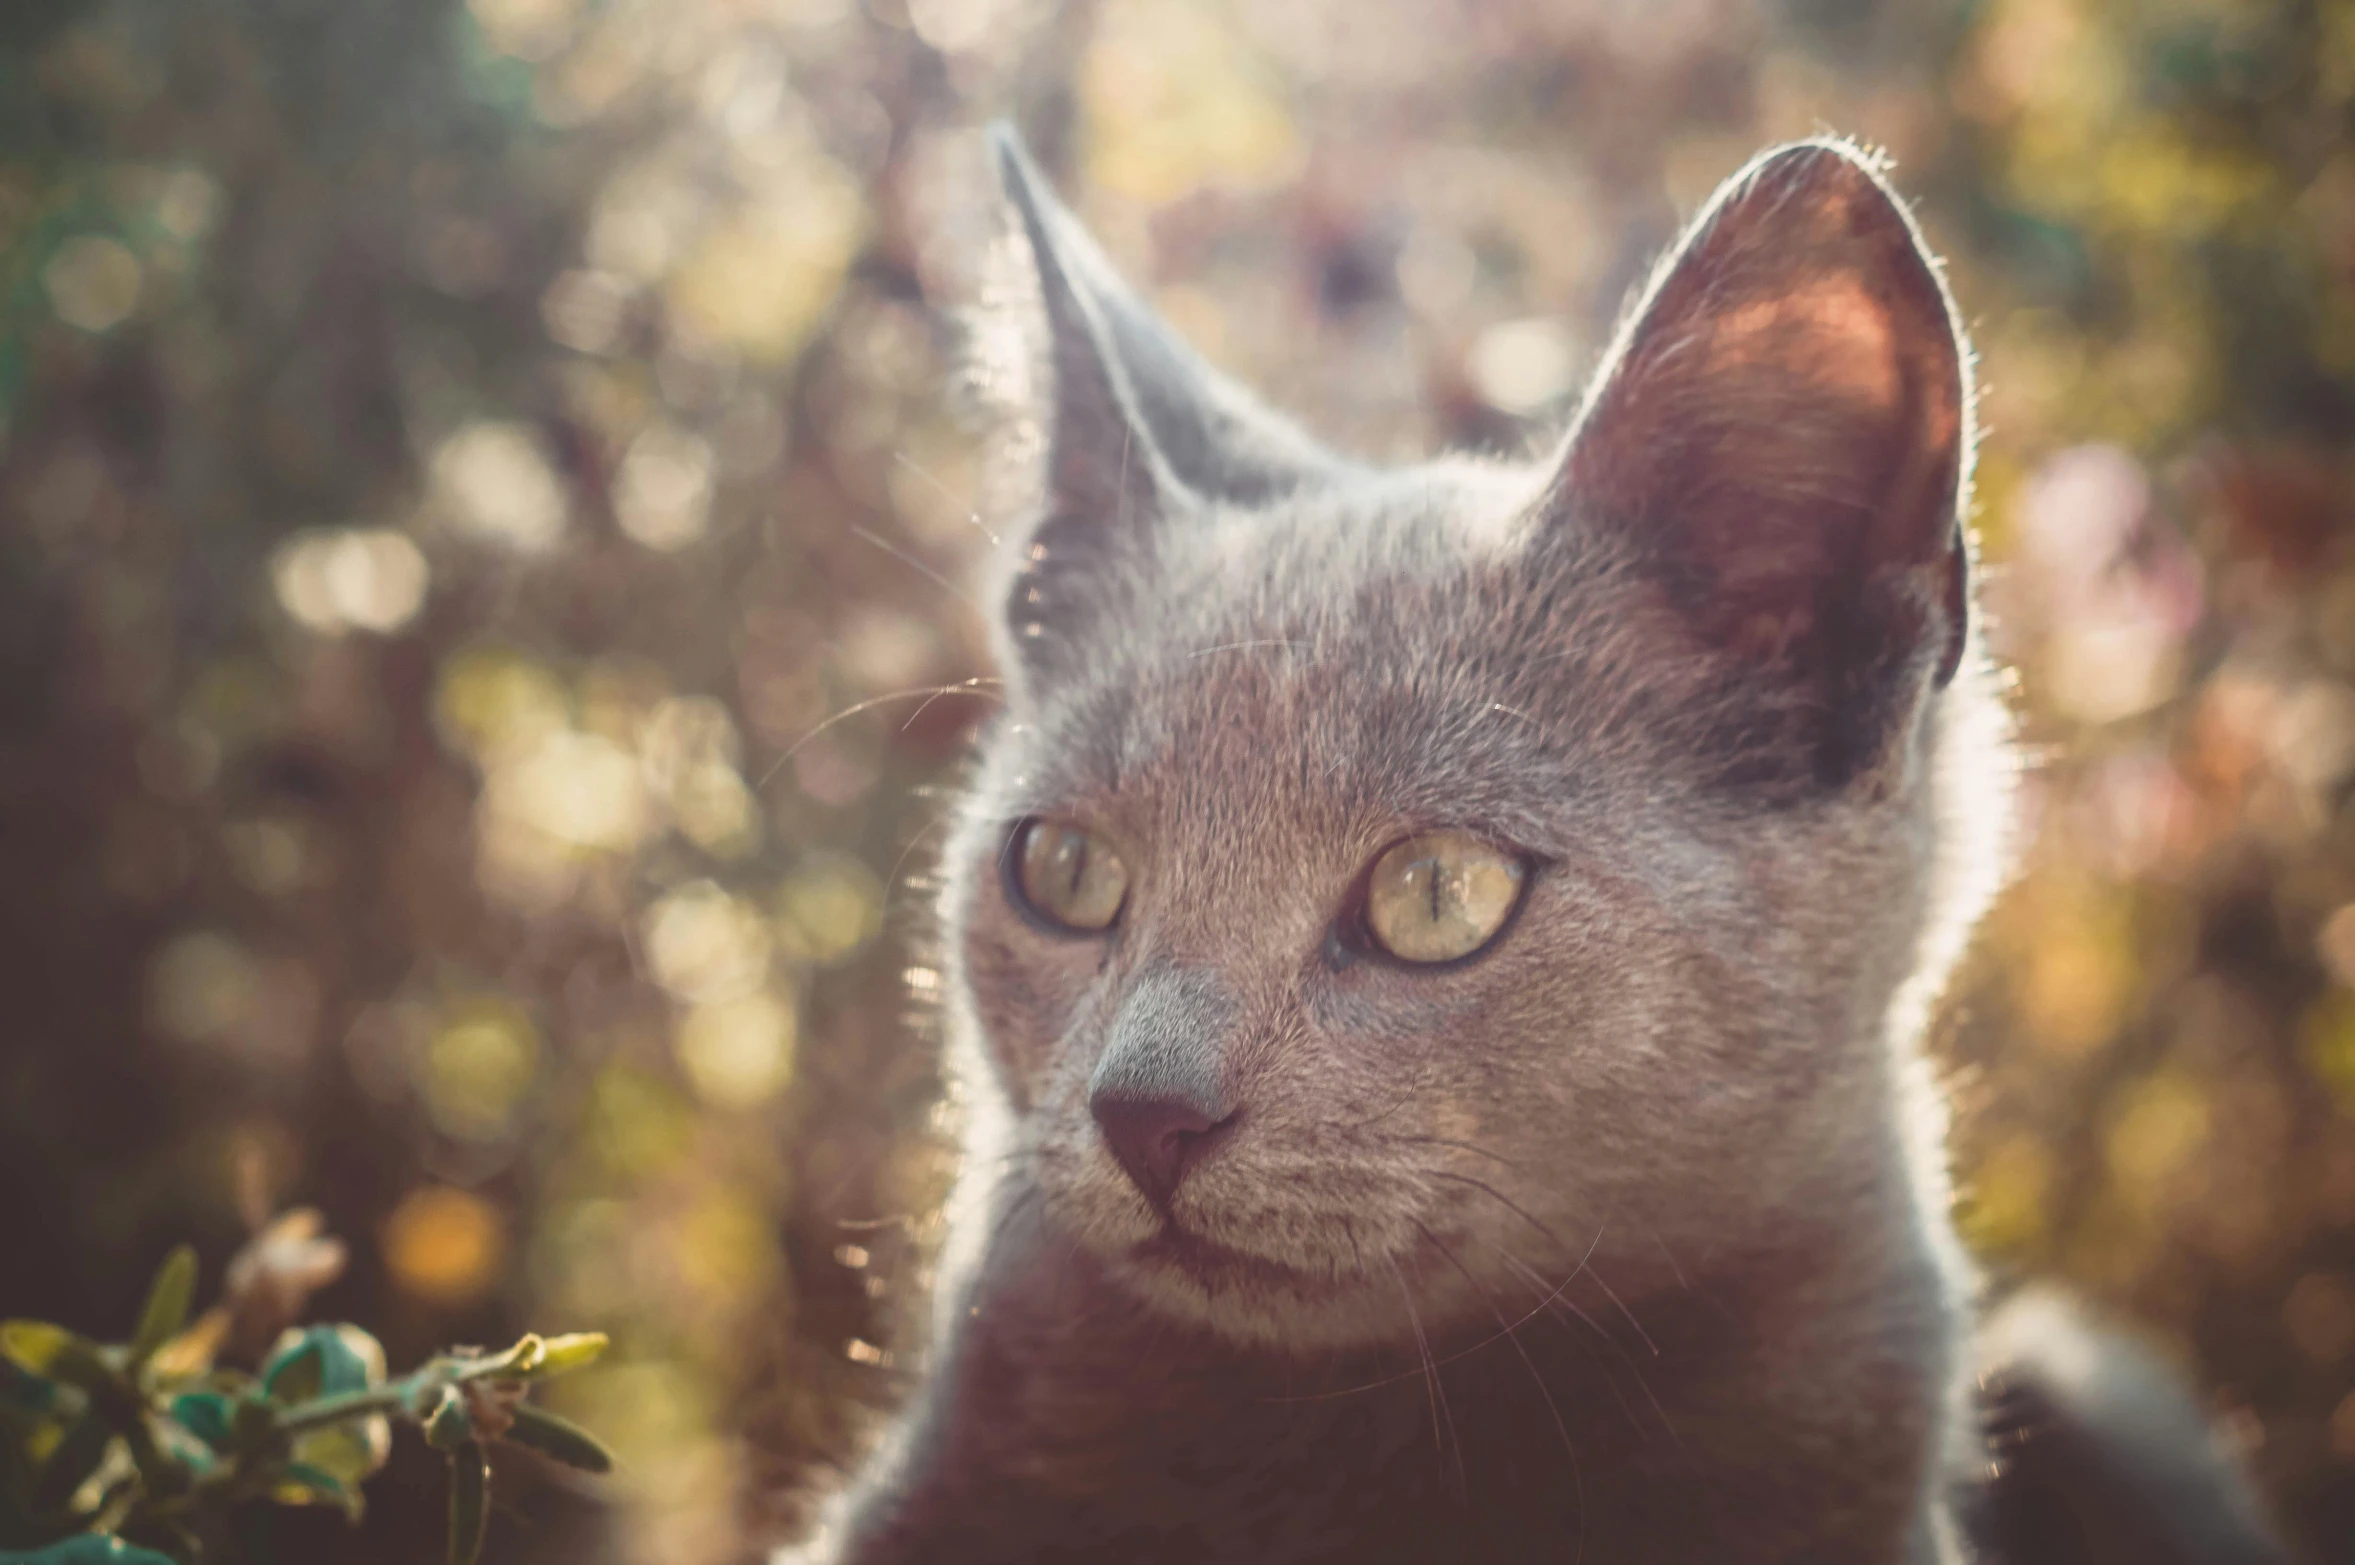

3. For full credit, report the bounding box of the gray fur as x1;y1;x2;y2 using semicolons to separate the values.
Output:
784;129;2283;1565
1973;1291;2289;1564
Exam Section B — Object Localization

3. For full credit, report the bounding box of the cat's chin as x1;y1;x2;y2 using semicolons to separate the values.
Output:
1095;1223;1426;1351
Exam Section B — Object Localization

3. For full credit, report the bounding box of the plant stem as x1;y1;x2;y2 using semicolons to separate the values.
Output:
272;1385;410;1435
271;1355;517;1436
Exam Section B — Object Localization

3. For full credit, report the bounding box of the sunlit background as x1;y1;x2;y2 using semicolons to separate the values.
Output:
3;0;2352;1559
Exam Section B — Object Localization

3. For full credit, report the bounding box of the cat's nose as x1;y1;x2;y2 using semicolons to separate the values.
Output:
1090;1088;1236;1209
1089;965;1240;1208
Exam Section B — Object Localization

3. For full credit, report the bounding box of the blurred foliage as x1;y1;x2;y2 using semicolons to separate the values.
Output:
0;0;2352;1560
0;1218;610;1564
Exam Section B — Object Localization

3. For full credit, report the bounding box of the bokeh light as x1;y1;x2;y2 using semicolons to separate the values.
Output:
6;0;2355;1560
42;235;142;333
383;1187;508;1309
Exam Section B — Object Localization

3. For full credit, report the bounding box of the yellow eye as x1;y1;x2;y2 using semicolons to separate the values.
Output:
1363;831;1526;964
1013;819;1129;932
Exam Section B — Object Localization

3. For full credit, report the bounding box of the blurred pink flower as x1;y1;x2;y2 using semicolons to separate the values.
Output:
2008;443;2206;724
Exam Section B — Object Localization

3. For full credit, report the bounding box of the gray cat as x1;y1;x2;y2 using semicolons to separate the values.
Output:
790;129;2289;1565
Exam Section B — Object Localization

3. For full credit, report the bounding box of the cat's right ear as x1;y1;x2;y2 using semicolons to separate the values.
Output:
1544;139;1973;793
986;126;1343;685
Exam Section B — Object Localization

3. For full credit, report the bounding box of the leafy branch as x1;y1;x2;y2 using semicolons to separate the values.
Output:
0;1217;612;1565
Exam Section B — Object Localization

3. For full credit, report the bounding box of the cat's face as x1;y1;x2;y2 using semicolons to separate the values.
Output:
935;133;2010;1350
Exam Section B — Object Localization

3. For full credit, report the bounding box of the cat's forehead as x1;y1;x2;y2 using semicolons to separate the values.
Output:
1165;459;1542;608
985;463;1656;849
1082;460;1545;691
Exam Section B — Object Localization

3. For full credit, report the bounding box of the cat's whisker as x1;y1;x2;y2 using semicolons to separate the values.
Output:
1484;1240;1652;1439
850;523;982;611
890;450;1002;545
1412;1218;1586;1554
1384;1254;1462;1500
1484;700;1549;735
1651;1228;1693;1292
1421;1170;1573;1254
1396;1134;1522;1171
1591;1270;1662;1358
1187;639;1314;660
1447;1156;1663;1356
1423;1169;1683;1439
1340;1081;1424;1132
901;675;1006;733
884;814;958;909
755;681;1003;790
1491;1245;1685;1454
1262;1220;1608;1406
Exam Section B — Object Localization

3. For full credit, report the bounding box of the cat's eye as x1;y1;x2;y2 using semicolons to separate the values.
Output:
1361;831;1527;965
1011;818;1129;933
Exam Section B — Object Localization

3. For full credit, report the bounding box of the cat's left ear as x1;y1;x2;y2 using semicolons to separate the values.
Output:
989;127;1344;680
1549;139;1972;788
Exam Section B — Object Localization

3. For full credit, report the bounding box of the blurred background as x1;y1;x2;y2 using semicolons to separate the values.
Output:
2;0;2351;1559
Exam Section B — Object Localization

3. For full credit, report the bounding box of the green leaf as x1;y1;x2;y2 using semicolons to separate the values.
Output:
525;1332;607;1378
422;1386;472;1452
289;1416;391;1488
314;1326;385;1395
127;1246;197;1371
0;1537;181;1563
447;1441;489;1565
30;1412;112;1515
501;1403;613;1473
261;1340;324;1405
0;1322;73;1374
167;1390;233;1452
262;1326;385;1404
0;1324;115;1395
0;1357;59;1415
274;1459;365;1522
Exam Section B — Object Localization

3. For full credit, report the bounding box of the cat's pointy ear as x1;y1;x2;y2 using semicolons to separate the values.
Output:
991;126;1341;513
1551;140;1972;788
991;128;1172;542
988;126;1344;677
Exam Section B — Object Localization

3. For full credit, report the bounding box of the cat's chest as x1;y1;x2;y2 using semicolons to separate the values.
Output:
907;1260;1939;1565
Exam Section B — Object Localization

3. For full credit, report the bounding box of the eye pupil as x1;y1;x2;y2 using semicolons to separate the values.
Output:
1361;831;1525;964
1013;818;1128;933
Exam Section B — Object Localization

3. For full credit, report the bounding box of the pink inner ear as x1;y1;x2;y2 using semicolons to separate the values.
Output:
1687;270;1913;613
1539;145;1972;783
1707;274;1901;413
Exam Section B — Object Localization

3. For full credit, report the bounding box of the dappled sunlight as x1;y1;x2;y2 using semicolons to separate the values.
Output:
5;0;2355;1559
42;235;142;333
676;989;799;1110
644;880;775;1003
421;999;544;1143
271;529;433;636
429;423;572;553
614;423;718;552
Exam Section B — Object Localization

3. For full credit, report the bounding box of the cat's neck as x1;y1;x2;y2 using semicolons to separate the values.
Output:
850;1169;1965;1565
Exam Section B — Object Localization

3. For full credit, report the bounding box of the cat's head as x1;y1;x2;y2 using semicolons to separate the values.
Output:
934;129;2013;1350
